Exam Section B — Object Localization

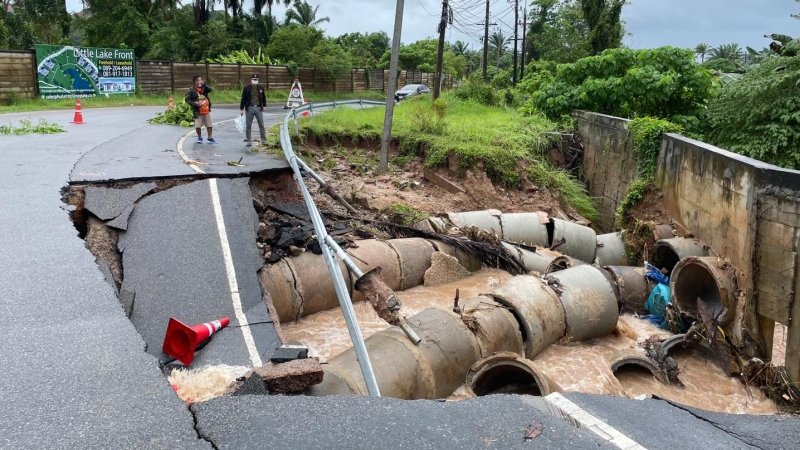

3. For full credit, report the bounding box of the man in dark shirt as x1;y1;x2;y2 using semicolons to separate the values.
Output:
239;73;268;147
185;75;215;144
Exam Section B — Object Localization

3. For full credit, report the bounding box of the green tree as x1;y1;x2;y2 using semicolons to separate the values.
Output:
451;40;469;56
443;50;467;78
528;0;591;63
379;38;437;70
285;0;329;27
335;31;389;67
266;24;322;63
21;0;70;43
579;0;625;55
705;55;800;168
708;43;743;62
0;6;36;49
83;0;150;56
694;43;710;63
488;31;510;66
306;38;352;79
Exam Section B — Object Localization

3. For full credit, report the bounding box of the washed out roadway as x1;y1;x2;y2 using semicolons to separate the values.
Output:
1;103;798;448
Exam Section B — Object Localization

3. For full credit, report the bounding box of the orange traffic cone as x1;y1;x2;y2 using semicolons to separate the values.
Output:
168;95;175;110
70;99;85;124
162;316;230;365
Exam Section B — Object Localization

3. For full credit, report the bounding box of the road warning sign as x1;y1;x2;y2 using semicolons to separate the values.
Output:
285;78;307;109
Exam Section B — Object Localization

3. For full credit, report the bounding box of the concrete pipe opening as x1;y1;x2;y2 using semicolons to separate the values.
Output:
670;256;735;326
610;354;666;384
652;237;709;273
466;352;551;397
604;266;651;314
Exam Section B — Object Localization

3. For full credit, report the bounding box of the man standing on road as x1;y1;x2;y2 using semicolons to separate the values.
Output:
186;75;215;144
239;73;267;147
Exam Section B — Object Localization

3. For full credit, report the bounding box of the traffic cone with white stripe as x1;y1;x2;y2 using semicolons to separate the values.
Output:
70;99;85;124
162;316;230;365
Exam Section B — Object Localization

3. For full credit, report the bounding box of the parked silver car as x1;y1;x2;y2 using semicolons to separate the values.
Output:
395;84;431;102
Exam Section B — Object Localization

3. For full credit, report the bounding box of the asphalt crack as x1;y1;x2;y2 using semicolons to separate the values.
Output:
189;404;220;450
662;399;763;449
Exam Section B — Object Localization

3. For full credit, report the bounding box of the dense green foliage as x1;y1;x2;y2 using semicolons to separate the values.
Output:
704;55;800;169
628;117;684;178
0;118;64;135
520;47;717;120
579;0;625;55
297;95;597;220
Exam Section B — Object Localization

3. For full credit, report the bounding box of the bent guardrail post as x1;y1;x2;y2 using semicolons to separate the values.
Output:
280;102;381;397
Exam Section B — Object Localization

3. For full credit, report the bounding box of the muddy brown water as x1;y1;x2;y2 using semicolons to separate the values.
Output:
282;269;777;414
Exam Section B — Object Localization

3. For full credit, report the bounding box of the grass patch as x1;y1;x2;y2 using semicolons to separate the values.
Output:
297;93;598;221
0;118;64;135
388;202;429;225
0;89;386;113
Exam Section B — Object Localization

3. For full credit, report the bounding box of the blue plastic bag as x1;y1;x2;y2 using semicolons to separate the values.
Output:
645;283;671;328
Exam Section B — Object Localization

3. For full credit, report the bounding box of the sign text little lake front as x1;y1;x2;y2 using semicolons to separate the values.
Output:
34;44;137;99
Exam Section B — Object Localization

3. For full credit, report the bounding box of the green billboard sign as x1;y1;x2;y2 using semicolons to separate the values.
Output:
34;44;136;99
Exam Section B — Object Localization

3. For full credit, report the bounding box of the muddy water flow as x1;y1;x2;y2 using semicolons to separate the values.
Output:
285;270;778;414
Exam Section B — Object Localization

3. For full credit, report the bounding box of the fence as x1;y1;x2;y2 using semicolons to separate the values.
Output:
0;49;452;103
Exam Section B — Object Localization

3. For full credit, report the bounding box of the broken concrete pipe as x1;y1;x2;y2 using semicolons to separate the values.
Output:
446;210;599;263
501;243;584;275
670;256;737;326
262;238;437;323
652;237;709;273
603;266;651;314
487;275;566;358
595;232;629;267
544;265;619;342
308;302;523;399
465;352;556;397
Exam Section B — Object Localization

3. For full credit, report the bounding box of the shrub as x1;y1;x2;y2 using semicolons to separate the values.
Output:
704;55;800;169
453;74;497;106
520;47;717;121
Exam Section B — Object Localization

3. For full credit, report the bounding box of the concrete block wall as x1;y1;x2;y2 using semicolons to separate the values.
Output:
576;110;800;380
574;111;638;230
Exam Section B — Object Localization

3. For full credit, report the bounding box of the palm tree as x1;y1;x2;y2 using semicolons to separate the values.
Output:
451;40;469;56
488;31;509;65
253;0;291;17
694;43;710;63
285;0;329;27
708;43;743;62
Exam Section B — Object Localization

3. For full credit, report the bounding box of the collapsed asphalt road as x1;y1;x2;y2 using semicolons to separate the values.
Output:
1;104;799;449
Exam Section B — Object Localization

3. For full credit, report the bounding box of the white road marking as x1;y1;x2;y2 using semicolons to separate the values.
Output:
208;177;263;368
544;393;647;450
176;130;205;174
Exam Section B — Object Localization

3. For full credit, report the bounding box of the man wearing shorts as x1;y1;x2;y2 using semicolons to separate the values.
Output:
185;75;215;144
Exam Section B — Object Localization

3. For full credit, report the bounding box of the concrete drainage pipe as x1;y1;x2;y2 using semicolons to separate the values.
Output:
595;232;629;267
347;239;403;302
308;304;524;399
499;212;550;246
386;238;436;290
447;210;503;236
465;352;555;397
545;265;619;341
551;218;598;263
610;353;668;384
501;243;584;275
652;237;709;273
487;275;566;358
603;266;651;314
670;256;736;326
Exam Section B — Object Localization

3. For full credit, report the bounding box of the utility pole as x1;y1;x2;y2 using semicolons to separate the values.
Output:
512;0;519;85
520;5;527;80
434;0;450;99
380;0;405;172
482;0;489;81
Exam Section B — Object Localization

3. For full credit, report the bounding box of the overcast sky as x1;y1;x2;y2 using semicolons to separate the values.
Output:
65;0;799;51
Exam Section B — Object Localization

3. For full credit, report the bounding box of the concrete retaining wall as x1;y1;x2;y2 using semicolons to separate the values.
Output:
576;110;800;381
575;111;638;230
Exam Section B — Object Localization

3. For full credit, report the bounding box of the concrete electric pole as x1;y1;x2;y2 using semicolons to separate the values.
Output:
520;5;527;80
434;0;450;99
380;0;405;172
482;0;489;81
512;0;519;85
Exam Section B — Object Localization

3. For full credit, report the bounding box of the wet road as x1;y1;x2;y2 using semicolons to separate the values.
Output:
0;103;798;449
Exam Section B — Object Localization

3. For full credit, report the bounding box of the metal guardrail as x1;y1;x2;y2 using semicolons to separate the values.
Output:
279;99;385;397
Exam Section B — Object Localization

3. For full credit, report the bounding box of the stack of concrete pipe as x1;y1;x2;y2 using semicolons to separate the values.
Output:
308;264;621;399
261;237;482;322
445;210;629;268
